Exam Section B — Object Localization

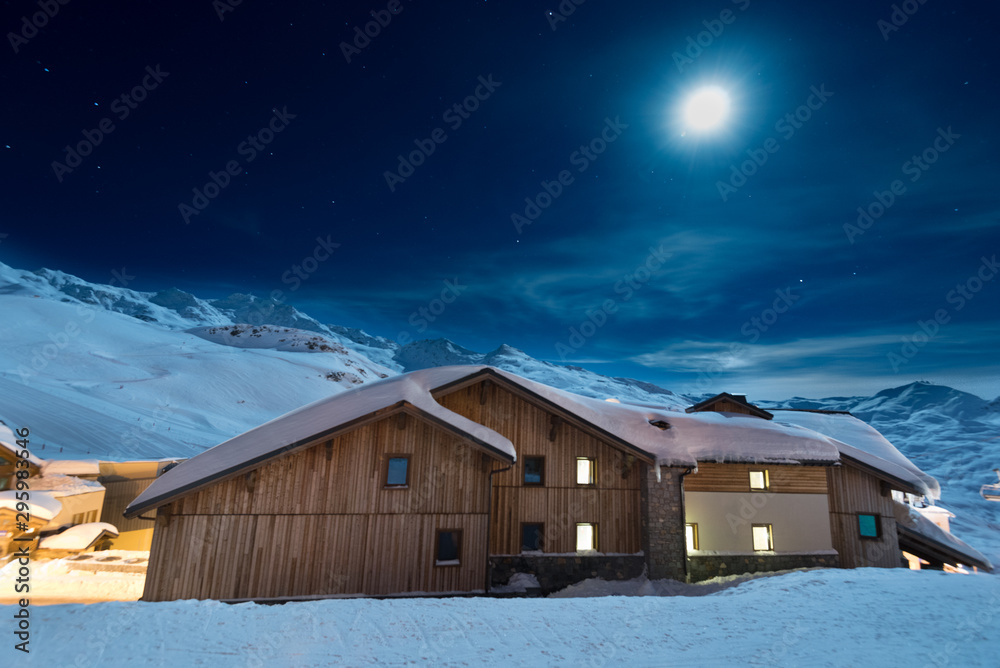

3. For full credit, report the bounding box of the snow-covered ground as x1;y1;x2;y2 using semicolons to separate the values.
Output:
0;550;146;605
10;568;999;666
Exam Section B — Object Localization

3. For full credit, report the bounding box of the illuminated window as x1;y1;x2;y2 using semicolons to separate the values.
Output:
576;457;595;485
685;523;699;551
752;524;773;551
749;470;769;491
385;456;409;487
521;523;544;552
435;529;462;566
524;457;545;486
576;523;597;551
858;514;880;539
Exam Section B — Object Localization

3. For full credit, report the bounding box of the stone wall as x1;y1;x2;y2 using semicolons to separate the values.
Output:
687;552;840;582
489;555;645;594
641;465;687;582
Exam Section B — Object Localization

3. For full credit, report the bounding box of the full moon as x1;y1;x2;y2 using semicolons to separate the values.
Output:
682;86;731;132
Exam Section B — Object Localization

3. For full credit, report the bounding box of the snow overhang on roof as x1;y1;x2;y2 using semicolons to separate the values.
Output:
894;502;992;572
770;409;939;498
0;490;62;520
37;522;120;551
125;367;520;518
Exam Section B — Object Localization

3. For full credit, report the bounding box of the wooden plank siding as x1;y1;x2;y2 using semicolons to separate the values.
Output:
826;464;900;568
142;411;495;601
684;463;829;494
436;380;643;555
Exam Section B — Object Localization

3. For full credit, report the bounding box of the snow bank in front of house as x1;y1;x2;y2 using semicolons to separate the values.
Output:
13;568;1000;665
0;550;146;602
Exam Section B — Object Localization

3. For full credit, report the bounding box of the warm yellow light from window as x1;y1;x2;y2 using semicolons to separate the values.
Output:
576;458;594;485
752;525;772;551
576;523;595;551
749;470;768;490
685;523;698;552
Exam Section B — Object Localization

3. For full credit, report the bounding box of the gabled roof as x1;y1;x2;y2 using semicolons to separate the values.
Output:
770;409;939;498
685;393;774;420
125;367;520;518
894;501;992;571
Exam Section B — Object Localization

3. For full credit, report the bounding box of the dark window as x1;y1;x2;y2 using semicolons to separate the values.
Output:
521;523;544;552
858;514;880;539
436;529;462;565
385;456;409;487
524;457;545;485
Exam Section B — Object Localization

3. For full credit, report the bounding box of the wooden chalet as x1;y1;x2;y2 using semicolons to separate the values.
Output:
126;369;991;601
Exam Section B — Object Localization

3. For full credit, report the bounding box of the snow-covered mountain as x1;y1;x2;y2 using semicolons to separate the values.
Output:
0;261;686;459
1;260;997;562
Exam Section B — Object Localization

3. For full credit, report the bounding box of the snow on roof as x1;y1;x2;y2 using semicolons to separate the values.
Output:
29;473;105;497
42;459;101;476
0;490;62;520
478;369;839;466
37;522;119;551
0;422;45;467
126;367;519;517
770;410;939;498
127;366;857;517
894;502;992;571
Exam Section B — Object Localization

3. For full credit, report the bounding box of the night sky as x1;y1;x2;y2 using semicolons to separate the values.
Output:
2;1;998;399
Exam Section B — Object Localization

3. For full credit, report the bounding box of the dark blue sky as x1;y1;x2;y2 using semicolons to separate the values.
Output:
2;0;998;398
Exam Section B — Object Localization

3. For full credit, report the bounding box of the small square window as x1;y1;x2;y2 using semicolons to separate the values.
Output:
521;523;544;552
576;457;595;485
749;470;769;491
385;456;409;487
524;457;545;486
576;523;597;551
858;514;880;539
752;524;773;551
435;529;462;566
685;523;699;552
